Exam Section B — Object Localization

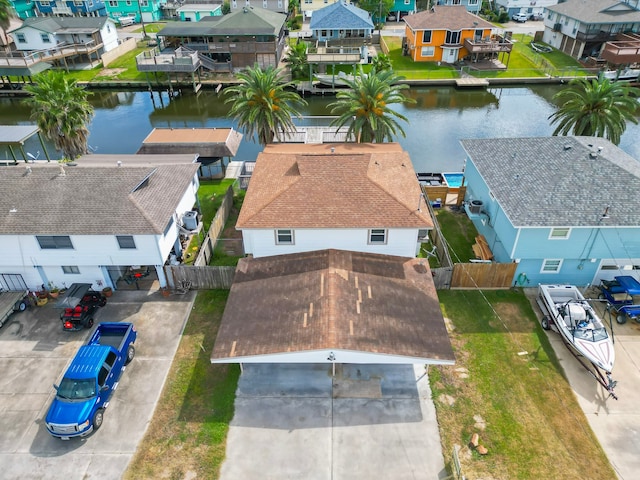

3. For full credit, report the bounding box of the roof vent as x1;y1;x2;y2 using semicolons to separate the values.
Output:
563;144;572;150
59;164;66;177
117;160;122;167
25;165;32;174
589;151;598;159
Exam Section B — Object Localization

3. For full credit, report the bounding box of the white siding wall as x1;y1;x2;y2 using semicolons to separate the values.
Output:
242;228;421;258
12;27;60;51
100;21;120;51
0;234;164;289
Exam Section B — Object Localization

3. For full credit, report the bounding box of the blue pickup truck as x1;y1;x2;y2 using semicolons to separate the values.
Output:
45;322;137;439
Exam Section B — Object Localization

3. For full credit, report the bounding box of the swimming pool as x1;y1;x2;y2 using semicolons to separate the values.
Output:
443;172;464;188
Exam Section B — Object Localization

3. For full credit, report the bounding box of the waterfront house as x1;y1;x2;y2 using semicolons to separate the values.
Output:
542;0;640;61
8;16;119;69
104;0;165;24
236;143;432;259
309;1;374;42
155;6;287;70
33;0;107;17
0;156;200;292
461;136;640;287
403;5;511;64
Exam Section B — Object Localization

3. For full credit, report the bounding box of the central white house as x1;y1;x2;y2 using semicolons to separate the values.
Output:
236;143;432;258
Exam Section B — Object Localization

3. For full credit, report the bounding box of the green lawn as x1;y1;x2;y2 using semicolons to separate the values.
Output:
383;36;458;80
433;208;477;263
124;290;240;480
433;289;616;479
66;46;163;83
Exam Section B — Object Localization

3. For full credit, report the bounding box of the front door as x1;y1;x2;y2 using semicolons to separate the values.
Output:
442;47;458;64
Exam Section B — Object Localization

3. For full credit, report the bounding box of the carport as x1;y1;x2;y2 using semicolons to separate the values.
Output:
211;249;455;369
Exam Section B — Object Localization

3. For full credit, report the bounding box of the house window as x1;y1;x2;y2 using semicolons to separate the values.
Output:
40;0;50;5
321;30;327;37
369;229;387;244
275;229;294;245
541;259;562;273
62;266;81;274
37;235;73;249
404;0;410;4
420;46;434;57
549;227;570;239
40;33;51;43
117;235;137;249
304;0;311;3
417;229;429;241
468;0;478;5
422;30;431;43
277;0;282;7
108;0;117;5
445;30;461;44
126;0;131;4
16;33;26;43
141;0;148;5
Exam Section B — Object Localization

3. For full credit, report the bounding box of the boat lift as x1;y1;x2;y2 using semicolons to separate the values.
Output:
536;294;618;400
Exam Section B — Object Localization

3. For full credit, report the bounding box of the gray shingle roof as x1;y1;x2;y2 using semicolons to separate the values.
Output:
460;136;640;228
13;16;110;34
0;162;199;235
547;0;640;24
158;6;286;37
310;0;374;30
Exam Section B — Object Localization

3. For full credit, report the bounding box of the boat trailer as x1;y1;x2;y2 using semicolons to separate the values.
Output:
536;296;618;400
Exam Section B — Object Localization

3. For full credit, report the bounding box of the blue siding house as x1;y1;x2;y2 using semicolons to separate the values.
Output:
34;0;107;17
387;0;416;22
437;0;481;15
461;136;640;287
310;1;374;42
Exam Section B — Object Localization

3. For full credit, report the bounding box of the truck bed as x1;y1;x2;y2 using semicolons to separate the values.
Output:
89;322;135;351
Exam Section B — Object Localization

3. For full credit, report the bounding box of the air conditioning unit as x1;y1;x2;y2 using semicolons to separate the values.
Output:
182;211;198;230
469;200;483;214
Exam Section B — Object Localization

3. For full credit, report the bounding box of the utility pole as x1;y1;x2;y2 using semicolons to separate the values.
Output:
138;0;148;40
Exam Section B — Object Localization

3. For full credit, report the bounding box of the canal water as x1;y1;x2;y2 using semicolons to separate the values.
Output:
1;84;639;172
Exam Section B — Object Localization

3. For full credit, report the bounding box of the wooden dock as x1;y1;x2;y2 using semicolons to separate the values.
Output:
455;77;490;87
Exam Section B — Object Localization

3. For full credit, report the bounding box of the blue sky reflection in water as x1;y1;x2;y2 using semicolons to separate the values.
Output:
1;84;639;173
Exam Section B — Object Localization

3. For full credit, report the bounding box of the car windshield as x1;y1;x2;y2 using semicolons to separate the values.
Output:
57;377;96;400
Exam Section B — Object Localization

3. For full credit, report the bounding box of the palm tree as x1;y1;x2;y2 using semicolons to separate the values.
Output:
328;69;415;143
285;42;308;80
371;53;392;73
548;77;640;145
225;64;307;146
0;0;14;53
24;71;94;161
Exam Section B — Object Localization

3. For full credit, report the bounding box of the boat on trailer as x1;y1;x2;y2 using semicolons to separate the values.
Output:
537;284;617;399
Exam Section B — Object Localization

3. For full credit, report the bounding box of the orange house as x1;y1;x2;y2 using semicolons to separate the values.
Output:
404;5;497;64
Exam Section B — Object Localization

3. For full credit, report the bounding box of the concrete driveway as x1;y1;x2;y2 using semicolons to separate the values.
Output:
221;363;448;480
0;289;194;480
530;289;640;480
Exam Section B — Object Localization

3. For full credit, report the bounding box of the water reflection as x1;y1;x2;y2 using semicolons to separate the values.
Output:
0;84;638;172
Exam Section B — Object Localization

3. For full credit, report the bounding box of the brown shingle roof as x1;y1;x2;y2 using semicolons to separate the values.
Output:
236;143;433;229
0;162;199;235
404;5;495;31
211;249;454;363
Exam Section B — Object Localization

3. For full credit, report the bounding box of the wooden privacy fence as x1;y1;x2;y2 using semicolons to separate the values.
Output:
162;185;238;290
193;185;235;267
164;264;236;290
450;262;518;289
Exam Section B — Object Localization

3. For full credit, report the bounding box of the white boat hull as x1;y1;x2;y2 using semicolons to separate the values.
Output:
538;284;615;373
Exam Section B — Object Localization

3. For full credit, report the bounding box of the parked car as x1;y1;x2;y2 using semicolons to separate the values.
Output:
512;13;528;23
530;13;544;21
45;322;137;439
56;283;107;331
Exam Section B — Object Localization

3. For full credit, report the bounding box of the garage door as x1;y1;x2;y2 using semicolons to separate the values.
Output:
592;260;640;284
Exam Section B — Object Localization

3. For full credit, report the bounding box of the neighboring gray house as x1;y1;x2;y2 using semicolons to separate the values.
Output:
541;0;640;60
309;0;374;42
461;136;640;287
